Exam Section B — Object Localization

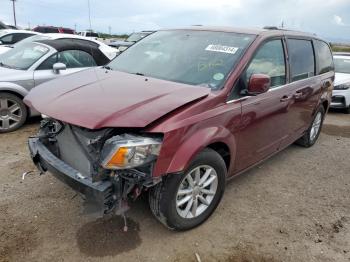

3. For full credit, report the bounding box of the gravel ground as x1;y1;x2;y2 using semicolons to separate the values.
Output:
0;111;349;262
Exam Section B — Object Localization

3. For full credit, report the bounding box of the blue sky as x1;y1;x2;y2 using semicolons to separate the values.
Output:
1;0;350;41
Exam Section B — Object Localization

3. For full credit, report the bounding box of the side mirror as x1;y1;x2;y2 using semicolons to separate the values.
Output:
53;62;66;74
247;74;271;95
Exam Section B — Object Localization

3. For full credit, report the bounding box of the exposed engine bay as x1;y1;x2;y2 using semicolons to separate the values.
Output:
30;118;163;217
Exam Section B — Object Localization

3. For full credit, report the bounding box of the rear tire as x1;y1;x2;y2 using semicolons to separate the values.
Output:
0;92;27;133
295;106;325;147
149;148;227;231
345;106;350;114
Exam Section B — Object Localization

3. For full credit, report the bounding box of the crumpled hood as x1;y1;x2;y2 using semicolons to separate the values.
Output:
24;68;210;129
335;72;350;86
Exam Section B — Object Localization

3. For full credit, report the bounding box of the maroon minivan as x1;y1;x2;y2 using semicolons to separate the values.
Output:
25;26;334;230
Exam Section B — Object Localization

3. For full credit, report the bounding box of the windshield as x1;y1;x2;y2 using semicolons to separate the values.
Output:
109;30;255;89
13;35;49;47
334;57;350;74
0;42;49;70
126;32;150;42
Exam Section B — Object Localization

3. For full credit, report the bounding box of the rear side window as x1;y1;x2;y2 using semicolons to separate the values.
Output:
287;39;315;81
314;40;333;74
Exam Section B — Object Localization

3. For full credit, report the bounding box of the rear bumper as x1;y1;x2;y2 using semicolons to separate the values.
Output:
28;137;113;206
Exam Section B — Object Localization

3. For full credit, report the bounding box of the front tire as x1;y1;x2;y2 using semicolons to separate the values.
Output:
0;92;27;133
149;148;227;231
296;106;325;147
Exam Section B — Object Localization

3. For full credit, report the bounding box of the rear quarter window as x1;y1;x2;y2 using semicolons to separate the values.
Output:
287;39;315;82
314;40;334;74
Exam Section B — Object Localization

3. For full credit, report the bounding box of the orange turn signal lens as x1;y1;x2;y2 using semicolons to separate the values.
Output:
106;147;129;168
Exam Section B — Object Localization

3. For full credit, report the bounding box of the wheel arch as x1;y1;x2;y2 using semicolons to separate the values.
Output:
165;126;236;176
0;84;29;100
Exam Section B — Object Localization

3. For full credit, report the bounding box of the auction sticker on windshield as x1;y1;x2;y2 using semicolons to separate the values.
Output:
205;44;238;54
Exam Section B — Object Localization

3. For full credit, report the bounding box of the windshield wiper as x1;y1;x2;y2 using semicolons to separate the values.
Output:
131;72;145;76
0;62;20;70
102;65;112;70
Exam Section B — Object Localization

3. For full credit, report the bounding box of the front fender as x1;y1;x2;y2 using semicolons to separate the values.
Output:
166;126;236;176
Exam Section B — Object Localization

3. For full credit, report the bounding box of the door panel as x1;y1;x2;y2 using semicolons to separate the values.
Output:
279;77;321;147
235;86;293;172
279;38;322;147
233;38;290;172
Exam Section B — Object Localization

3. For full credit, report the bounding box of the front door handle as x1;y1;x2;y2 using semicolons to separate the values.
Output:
280;95;292;102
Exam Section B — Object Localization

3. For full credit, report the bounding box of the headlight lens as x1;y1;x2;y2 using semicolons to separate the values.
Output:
101;134;162;169
334;83;350;90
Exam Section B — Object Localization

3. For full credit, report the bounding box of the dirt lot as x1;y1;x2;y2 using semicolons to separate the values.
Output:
0;111;349;262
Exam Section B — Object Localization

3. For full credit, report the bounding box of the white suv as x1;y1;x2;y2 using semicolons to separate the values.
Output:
332;53;350;114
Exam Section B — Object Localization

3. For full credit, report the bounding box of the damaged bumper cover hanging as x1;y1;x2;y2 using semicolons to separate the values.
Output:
27;121;163;217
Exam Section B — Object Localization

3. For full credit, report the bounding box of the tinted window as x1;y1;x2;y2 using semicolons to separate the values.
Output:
86;32;99;37
0;34;14;44
287;39;315;81
314;40;333;74
37;50;96;70
46;27;60;33
109;30;255;89
244;39;286;88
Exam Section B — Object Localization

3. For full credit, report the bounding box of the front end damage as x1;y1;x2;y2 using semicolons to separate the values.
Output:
28;118;163;217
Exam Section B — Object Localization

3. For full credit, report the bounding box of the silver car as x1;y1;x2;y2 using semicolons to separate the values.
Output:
0;37;118;132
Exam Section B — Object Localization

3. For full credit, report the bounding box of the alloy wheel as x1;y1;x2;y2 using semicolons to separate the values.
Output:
176;165;218;219
0;98;22;131
309;112;322;142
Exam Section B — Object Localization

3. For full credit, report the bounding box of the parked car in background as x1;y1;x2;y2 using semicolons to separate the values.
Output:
33;26;75;34
25;26;333;230
331;52;350;113
0;21;8;30
0;33;118;58
109;30;154;51
5;25;20;30
0;29;39;46
78;31;99;40
0;36;118;132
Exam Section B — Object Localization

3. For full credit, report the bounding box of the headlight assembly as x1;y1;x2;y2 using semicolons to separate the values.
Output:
101;134;162;169
334;83;350;90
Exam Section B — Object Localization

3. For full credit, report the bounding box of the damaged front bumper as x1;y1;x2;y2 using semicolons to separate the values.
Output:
28;137;114;214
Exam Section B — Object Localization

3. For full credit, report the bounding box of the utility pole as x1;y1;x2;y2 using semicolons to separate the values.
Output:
10;0;17;26
108;25;111;35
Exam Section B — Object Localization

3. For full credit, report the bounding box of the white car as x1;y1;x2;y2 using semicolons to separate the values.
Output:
78;31;99;40
0;33;119;59
0;35;119;132
332;53;350;114
0;29;39;45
